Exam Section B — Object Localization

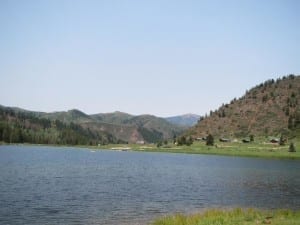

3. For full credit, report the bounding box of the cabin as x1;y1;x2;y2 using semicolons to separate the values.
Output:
219;138;231;142
242;139;250;143
196;137;206;141
270;138;279;143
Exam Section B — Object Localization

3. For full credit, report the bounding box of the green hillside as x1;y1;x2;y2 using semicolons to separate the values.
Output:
41;109;95;124
0;106;119;145
0;106;184;145
188;75;300;139
90;111;133;124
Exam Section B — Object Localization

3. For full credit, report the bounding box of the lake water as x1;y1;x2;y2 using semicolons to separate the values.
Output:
0;145;300;225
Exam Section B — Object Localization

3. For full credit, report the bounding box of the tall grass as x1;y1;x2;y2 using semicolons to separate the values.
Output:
151;208;300;225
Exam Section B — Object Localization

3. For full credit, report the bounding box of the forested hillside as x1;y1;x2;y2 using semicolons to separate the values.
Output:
187;75;300;139
0;106;121;145
0;106;184;145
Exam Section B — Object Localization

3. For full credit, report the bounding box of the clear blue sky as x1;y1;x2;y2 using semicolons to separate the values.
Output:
0;0;299;117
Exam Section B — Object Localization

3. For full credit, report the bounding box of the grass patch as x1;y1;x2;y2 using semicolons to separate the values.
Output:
151;208;300;225
99;141;300;160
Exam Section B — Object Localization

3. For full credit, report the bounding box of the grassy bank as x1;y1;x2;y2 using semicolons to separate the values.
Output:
151;208;300;225
95;140;300;159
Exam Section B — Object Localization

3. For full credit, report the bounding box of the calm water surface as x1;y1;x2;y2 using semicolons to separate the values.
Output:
0;145;300;225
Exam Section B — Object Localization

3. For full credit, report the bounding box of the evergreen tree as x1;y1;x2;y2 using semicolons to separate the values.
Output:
289;143;296;152
186;136;193;146
157;141;162;148
173;134;177;144
177;136;186;146
279;135;285;146
206;134;214;146
250;134;254;142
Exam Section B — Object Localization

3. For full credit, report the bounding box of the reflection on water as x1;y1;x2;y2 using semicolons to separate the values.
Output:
0;145;299;225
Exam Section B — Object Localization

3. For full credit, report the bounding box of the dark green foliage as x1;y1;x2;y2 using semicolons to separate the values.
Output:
176;136;193;146
173;134;177;144
137;127;163;143
206;134;214;146
156;141;163;148
250;134;254;142
218;109;226;118
0;106;122;145
186;136;193;146
222;110;226;117
177;136;186;146
291;92;296;98
289;74;296;79
289;142;296;152
262;94;269;102
285;107;290;116
279;135;285;146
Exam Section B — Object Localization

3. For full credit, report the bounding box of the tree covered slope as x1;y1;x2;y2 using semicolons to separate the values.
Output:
187;75;300;139
0;106;184;145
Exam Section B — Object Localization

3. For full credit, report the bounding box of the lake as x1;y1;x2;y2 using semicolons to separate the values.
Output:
0;145;299;225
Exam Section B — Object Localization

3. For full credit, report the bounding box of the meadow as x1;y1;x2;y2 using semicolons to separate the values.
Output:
96;139;300;159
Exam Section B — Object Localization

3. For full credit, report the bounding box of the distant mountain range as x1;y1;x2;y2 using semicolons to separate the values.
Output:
187;74;300;139
165;114;200;127
0;105;186;145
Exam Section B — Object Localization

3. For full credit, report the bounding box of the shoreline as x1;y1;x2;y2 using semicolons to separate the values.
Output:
1;142;299;160
151;208;300;225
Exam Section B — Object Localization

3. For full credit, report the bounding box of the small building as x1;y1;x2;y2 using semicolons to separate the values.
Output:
136;140;145;145
242;139;250;143
219;138;231;142
196;137;205;141
270;138;279;143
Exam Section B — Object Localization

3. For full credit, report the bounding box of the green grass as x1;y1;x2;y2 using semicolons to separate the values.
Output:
93;140;300;159
151;208;300;225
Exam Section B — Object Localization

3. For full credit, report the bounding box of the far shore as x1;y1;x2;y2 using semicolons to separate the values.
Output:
1;141;299;160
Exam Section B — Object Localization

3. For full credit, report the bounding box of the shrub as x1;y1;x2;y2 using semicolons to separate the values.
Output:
206;134;214;146
289;143;296;152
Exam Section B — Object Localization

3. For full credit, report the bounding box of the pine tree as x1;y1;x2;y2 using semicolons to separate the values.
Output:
206;134;214;146
279;135;285;146
289;143;296;152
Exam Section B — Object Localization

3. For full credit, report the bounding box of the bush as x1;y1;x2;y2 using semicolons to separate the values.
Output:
186;137;193;146
289;143;296;152
177;136;193;146
206;134;214;146
279;135;285;146
157;141;163;148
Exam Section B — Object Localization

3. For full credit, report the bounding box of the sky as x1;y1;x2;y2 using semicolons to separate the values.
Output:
0;0;299;117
